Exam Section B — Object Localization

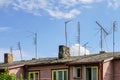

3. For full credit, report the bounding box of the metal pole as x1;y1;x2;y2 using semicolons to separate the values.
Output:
18;42;22;60
10;47;13;54
101;28;103;51
34;33;37;59
78;22;80;56
65;20;72;46
113;21;116;56
65;22;67;46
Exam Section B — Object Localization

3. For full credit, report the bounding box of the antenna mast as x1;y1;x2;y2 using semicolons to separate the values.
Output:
65;20;72;46
77;22;80;56
18;42;22;60
113;21;117;55
27;31;38;58
83;42;89;55
96;21;108;51
10;47;13;54
34;32;38;58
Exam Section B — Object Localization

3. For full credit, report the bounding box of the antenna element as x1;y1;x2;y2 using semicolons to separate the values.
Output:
96;21;109;51
65;20;72;46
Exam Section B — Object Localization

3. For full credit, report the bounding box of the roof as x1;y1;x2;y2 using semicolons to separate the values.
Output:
0;52;120;69
68;52;120;65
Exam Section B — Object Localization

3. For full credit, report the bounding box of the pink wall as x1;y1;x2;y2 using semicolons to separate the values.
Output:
9;67;24;80
69;66;73;80
103;61;113;80
27;64;68;80
113;60;120;80
69;66;85;80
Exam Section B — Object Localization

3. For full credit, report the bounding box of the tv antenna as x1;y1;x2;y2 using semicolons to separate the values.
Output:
96;21;109;51
28;32;38;58
65;20;72;46
77;21;80;56
83;42;89;55
113;21;117;55
27;31;38;58
18;42;23;60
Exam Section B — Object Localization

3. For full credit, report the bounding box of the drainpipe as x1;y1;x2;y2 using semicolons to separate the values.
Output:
100;62;103;80
112;60;114;80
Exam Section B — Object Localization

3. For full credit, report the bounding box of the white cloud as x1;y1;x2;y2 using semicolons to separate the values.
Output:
79;0;102;4
0;0;117;19
46;9;80;19
59;0;78;7
12;0;81;19
0;27;10;32
71;44;90;56
0;0;12;7
108;0;120;9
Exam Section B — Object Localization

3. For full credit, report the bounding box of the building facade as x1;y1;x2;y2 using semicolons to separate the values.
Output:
0;45;120;80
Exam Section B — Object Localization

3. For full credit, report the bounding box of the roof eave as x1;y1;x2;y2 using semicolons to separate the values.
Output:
66;61;100;66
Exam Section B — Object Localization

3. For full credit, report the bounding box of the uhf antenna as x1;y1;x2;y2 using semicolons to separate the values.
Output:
77;22;80;56
96;21;109;51
65;20;72;46
113;21;117;55
18;42;22;60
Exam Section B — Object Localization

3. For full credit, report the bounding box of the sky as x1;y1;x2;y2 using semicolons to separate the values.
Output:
0;0;120;62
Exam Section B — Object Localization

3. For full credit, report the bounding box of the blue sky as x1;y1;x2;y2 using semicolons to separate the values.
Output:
0;0;120;62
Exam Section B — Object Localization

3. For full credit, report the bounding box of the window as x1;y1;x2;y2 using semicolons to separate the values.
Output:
28;71;39;80
86;66;98;80
52;69;68;80
73;67;81;78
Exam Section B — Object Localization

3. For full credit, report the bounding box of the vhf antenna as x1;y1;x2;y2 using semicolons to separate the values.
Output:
96;21;109;51
65;20;72;46
77;22;80;56
18;42;23;60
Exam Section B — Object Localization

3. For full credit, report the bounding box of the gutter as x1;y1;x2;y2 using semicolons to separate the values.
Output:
8;64;25;69
0;64;25;71
66;61;100;66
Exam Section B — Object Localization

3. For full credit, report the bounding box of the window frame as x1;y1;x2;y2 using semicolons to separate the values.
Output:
52;69;68;80
28;71;39;80
86;66;98;80
73;67;82;78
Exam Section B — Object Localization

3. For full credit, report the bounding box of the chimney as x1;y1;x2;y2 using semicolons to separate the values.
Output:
99;51;106;54
58;45;70;59
4;53;13;63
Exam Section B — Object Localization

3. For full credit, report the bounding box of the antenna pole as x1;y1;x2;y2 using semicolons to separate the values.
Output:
18;42;22;60
78;22;80;56
10;47;13;54
83;42;89;55
65;22;67;46
65;20;72;46
96;21;108;51
101;28;103;51
113;21;117;55
34;33;37;58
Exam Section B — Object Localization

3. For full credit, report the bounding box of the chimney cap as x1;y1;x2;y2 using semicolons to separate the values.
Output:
32;58;37;60
99;51;106;54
